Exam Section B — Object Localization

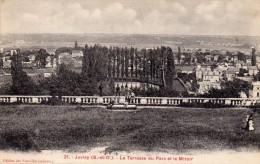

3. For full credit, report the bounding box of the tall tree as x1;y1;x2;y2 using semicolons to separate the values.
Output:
88;46;94;78
142;49;147;79
121;48;125;78
10;49;38;95
0;57;3;68
165;47;175;88
124;47;129;78
116;47;120;78
148;49;154;80
36;49;49;68
82;44;89;77
130;47;134;78
177;46;181;64
75;41;78;50
160;46;167;86
134;48;138;78
108;47;112;78
112;47;116;78
252;47;256;66
82;44;109;80
154;47;161;82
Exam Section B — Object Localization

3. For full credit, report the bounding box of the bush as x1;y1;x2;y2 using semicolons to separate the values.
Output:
179;101;235;108
131;87;187;97
39;96;64;105
49;96;64;105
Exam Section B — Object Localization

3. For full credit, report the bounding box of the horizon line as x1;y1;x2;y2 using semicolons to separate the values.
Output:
1;32;260;37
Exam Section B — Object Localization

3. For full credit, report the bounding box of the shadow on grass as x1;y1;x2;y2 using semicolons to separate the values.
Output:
0;130;39;152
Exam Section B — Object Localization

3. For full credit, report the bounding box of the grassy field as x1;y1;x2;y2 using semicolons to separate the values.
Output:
0;105;259;153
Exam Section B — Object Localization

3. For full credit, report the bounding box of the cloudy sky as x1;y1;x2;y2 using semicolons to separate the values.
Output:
1;0;260;36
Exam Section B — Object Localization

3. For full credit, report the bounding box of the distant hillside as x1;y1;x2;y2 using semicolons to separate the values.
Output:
1;33;260;50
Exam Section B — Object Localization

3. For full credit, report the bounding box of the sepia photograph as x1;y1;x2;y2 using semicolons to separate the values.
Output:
0;0;260;163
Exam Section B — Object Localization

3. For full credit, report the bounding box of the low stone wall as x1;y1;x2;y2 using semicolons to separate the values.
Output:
0;95;259;107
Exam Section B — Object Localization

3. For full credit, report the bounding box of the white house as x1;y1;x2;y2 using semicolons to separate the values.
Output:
10;50;17;56
235;61;244;69
202;71;220;82
196;65;222;94
225;67;239;81
198;81;221;94
205;55;213;62
231;53;238;62
58;52;71;64
249;81;260;98
72;50;83;58
195;65;211;81
43;72;52;78
256;56;260;69
176;66;195;74
2;57;11;68
246;58;252;65
23;68;55;78
213;55;219;61
28;54;36;62
45;56;55;68
248;66;258;76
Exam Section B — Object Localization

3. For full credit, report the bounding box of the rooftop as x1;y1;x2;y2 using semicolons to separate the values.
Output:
175;66;195;72
248;66;258;70
0;68;55;75
226;67;239;74
203;71;220;76
252;81;260;85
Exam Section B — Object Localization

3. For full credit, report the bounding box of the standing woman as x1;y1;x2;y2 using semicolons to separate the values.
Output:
248;112;254;131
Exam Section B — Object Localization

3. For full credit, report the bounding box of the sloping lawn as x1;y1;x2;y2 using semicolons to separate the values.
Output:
0;105;259;152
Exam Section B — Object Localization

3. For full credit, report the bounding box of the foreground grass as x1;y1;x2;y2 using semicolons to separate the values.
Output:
0;105;259;153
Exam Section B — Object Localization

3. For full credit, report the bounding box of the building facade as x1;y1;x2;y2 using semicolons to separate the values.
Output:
249;81;260;98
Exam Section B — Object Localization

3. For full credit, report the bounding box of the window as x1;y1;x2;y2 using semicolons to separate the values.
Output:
257;92;259;97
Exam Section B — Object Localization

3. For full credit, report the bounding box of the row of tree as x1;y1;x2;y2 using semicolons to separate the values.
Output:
82;44;175;88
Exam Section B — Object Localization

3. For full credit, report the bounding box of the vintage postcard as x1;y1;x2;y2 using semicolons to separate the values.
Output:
0;0;260;164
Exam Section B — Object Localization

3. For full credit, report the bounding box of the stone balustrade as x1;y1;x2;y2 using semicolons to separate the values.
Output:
0;95;259;107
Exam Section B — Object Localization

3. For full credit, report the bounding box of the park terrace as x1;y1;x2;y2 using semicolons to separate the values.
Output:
0;95;259;107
